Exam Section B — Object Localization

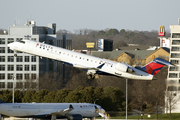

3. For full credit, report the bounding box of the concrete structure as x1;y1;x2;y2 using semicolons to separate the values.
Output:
165;24;180;113
167;25;180;91
0;21;72;91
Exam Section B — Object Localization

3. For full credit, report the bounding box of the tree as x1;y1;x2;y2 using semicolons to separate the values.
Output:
54;89;72;103
14;90;23;103
165;89;180;117
34;89;49;103
44;91;56;103
101;86;125;111
0;90;12;103
129;81;149;114
106;29;119;36
65;91;82;103
145;66;167;119
97;30;106;36
22;90;36;103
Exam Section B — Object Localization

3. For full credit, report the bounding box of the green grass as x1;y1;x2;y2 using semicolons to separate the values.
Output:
97;113;180;119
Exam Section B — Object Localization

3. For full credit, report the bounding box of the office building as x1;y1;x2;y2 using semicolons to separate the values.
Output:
0;21;72;91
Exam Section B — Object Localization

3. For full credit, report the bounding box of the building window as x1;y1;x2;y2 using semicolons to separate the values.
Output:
31;38;36;41
0;56;5;62
31;74;36;79
0;65;5;71
25;74;30;80
0;82;5;88
0;47;5;53
169;73;178;78
0;38;5;44
8;48;14;53
25;56;29;62
49;40;54;45
25;65;29;71
16;65;23;71
16;74;22;80
170;60;179;65
8;65;14;71
32;82;37;88
16;56;23;62
168;80;177;83
16;82;23;88
31;65;36;71
172;40;180;45
25;82;30;88
172;33;180;38
167;86;177;91
7;38;14;44
169;66;179;71
171;53;180;58
8;73;13;80
16;38;23;41
171;47;180;51
7;82;13;88
31;56;36;62
8;56;14;62
0;74;5;80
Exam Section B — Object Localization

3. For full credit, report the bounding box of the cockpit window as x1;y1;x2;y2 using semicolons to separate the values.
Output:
18;40;25;44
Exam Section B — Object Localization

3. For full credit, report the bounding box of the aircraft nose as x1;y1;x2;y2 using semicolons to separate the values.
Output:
8;42;15;50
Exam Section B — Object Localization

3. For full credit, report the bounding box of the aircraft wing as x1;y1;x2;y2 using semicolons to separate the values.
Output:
73;63;105;70
36;104;74;116
49;104;74;116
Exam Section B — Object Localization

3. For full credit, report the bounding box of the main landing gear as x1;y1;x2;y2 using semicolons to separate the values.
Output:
87;74;95;80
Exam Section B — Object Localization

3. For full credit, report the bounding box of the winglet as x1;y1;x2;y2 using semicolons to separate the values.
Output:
69;104;73;109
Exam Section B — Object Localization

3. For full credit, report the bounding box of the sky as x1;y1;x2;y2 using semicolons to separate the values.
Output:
0;0;180;33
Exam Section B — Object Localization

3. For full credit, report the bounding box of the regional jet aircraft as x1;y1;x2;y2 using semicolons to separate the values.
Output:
8;39;171;80
0;99;107;120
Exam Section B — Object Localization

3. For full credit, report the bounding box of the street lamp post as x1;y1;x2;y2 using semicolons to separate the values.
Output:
12;75;15;103
126;79;128;120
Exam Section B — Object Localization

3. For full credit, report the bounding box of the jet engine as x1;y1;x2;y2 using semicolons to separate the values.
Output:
68;114;83;120
115;63;134;73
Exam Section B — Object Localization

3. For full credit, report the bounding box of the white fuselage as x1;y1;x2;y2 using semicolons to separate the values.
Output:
0;103;101;118
8;40;154;80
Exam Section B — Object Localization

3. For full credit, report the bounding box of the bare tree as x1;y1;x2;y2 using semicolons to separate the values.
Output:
39;72;63;91
165;89;180;117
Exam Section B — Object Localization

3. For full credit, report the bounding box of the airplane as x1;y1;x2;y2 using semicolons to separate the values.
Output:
0;99;107;120
8;39;171;80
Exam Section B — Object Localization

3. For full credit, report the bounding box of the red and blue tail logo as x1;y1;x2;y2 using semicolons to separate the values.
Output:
135;58;171;75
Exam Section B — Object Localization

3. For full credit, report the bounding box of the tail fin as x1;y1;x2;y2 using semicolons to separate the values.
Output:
135;58;171;75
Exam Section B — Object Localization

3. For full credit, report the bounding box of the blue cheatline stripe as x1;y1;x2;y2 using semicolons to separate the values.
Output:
151;67;163;75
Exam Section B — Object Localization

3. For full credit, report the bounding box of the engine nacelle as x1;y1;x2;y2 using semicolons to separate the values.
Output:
68;114;83;120
115;63;134;73
115;63;128;72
